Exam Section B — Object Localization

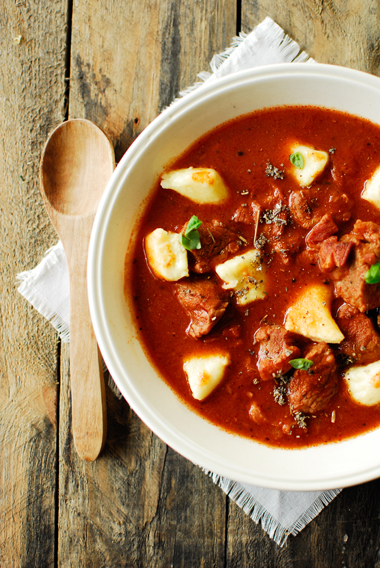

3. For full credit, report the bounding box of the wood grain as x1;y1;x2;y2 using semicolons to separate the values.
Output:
242;0;380;74
68;0;237;159
0;1;68;566
57;1;236;566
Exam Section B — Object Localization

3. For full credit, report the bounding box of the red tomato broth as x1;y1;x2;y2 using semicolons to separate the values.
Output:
127;106;380;448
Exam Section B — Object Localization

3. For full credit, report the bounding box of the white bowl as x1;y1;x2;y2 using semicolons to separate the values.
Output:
88;63;380;491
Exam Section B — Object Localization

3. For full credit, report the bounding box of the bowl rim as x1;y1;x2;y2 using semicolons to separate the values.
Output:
88;62;380;491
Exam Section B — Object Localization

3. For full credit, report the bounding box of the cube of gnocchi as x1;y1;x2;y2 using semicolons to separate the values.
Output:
160;167;229;204
183;352;231;401
145;228;188;281
289;144;329;187
284;284;344;343
362;165;380;210
215;249;266;305
344;360;380;405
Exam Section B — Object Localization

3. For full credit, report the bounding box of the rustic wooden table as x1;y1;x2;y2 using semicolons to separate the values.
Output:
2;1;380;566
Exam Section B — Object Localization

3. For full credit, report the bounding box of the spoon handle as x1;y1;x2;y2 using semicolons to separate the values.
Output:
68;217;107;461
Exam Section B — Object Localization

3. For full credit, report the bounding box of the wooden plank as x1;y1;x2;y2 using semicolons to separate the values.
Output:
58;1;236;566
0;1;68;566
226;478;380;567
68;0;237;158
241;0;380;74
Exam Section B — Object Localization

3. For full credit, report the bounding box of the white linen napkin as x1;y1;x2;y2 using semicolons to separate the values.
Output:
17;17;342;546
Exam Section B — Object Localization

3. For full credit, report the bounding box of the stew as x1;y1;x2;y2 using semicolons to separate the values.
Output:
127;106;380;448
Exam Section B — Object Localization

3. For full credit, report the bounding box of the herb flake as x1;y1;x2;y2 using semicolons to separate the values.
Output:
273;385;287;406
265;161;284;180
293;411;308;430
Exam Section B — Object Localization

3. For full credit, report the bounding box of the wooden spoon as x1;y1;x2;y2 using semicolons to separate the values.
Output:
40;119;115;461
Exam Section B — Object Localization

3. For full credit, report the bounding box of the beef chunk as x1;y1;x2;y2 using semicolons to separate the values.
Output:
174;279;229;338
329;221;380;312
232;201;260;225
255;325;301;381
350;219;380;244
266;223;304;263
289;190;313;229
287;343;338;415
260;188;303;263
186;220;242;273
305;214;338;248
336;303;380;365
319;236;354;271
289;187;352;229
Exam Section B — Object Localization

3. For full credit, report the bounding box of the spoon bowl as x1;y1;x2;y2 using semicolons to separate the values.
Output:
40;118;115;461
40;120;112;216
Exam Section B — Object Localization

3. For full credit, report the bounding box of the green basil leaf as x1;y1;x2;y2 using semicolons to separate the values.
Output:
185;215;202;235
289;358;314;370
365;262;380;284
180;216;202;250
180;232;201;251
290;152;304;170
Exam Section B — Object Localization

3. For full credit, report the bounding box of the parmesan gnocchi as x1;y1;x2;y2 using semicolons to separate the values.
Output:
183;353;231;401
160;167;229;204
215;249;266;305
362;165;380;210
145;228;188;281
344;360;380;406
289;144;329;187
285;284;345;343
